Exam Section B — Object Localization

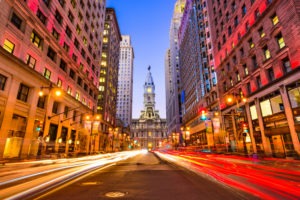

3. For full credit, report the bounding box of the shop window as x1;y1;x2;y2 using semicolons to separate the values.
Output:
288;86;300;108
260;99;272;117
3;39;15;54
250;105;258;120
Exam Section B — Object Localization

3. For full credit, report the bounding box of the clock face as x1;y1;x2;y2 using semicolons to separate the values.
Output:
147;87;152;93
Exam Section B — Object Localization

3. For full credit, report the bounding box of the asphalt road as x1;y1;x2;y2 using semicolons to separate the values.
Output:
35;152;258;200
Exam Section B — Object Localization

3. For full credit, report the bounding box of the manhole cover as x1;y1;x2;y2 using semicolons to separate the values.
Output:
105;191;126;198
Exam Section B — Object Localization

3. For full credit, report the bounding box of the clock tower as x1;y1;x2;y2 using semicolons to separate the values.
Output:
143;66;156;119
131;65;167;150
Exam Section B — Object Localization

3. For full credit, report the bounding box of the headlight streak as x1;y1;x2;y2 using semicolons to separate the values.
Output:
155;151;300;200
3;150;143;200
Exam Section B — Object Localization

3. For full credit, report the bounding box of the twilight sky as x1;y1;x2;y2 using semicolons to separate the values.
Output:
106;0;177;118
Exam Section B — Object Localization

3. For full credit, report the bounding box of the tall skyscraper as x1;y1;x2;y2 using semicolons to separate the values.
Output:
131;67;167;150
165;0;186;137
0;0;106;158
208;0;300;156
117;35;134;127
98;8;122;151
178;0;218;147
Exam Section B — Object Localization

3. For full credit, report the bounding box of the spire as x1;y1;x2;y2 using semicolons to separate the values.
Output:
145;65;154;86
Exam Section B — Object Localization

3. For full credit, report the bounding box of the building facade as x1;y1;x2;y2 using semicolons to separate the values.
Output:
131;67;168;150
165;0;185;138
117;35;134;127
178;0;218;148
97;8;122;152
0;0;106;158
208;0;300;157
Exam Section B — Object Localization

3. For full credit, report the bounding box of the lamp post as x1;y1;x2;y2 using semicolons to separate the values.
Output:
225;93;247;152
180;126;190;147
85;114;101;155
37;83;61;157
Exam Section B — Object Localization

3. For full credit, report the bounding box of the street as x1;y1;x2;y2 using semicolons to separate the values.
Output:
34;151;255;200
1;150;299;200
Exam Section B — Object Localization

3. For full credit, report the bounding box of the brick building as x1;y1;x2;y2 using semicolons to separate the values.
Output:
0;0;106;158
209;0;300;157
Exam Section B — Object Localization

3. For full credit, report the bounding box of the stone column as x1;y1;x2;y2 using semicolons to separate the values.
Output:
245;103;257;153
255;98;272;156
279;85;300;155
20;87;40;158
0;78;20;158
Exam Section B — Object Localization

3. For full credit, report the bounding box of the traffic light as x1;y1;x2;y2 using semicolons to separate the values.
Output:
242;122;248;133
200;109;207;120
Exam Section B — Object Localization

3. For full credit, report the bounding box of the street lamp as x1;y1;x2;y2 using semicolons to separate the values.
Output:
85;113;101;155
180;126;190;147
37;83;61;157
225;93;247;152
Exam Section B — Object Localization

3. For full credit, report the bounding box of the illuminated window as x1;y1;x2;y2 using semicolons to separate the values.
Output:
263;46;271;60
250;105;257;120
44;68;51;80
3;39;15;53
260;100;272;117
67;86;72;94
75;92;80;100
30;32;42;48
243;64;249;76
99;86;105;91
103;30;108;35
76;25;81;35
103;37;108;43
25;54;36;68
102;52;107;58
83;37;87;45
271;14;279;25
101;61;107;67
99;77;105;83
276;33;285;49
57;78;62;87
71;0;76;8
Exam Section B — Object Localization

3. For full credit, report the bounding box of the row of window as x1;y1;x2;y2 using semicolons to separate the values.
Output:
222;56;291;96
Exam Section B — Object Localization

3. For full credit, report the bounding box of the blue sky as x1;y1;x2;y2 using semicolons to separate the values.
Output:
106;0;177;118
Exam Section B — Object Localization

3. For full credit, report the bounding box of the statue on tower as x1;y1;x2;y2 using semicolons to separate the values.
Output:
148;65;151;71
